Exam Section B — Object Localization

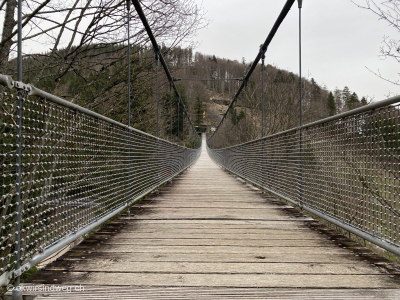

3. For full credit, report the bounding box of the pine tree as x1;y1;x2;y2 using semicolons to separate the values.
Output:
342;86;351;110
348;92;359;110
361;97;368;106
327;92;336;116
334;88;343;113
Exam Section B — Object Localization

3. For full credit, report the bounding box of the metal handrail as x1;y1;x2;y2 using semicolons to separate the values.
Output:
207;95;400;255
0;75;201;286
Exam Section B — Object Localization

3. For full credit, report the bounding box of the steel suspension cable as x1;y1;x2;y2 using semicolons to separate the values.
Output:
235;99;238;144
208;0;296;142
245;82;248;178
245;81;247;143
170;82;172;141
261;46;265;138
298;0;303;209
130;0;197;135
126;0;132;218
13;0;23;297
127;1;131;130
155;53;159;138
261;52;265;190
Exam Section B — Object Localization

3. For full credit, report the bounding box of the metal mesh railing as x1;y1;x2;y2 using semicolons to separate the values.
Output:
0;75;201;284
208;96;400;254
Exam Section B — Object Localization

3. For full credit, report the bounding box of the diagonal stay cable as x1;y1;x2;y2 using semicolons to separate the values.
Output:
130;0;197;133
208;0;296;141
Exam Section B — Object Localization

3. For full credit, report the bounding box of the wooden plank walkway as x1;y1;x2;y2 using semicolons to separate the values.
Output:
20;138;400;299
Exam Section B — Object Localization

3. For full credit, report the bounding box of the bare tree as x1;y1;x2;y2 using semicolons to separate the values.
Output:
0;0;207;135
352;0;400;86
0;0;206;71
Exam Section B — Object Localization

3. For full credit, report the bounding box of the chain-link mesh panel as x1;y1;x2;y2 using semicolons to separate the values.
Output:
208;102;400;248
0;81;201;278
0;87;19;274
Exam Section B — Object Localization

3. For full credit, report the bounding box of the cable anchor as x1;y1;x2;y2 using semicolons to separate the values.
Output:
259;44;266;61
153;44;161;61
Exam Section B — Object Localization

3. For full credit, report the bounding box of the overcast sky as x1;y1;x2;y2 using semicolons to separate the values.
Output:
193;0;399;101
0;1;397;101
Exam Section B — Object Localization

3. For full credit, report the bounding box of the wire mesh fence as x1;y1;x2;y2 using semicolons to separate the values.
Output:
0;75;201;284
208;96;400;253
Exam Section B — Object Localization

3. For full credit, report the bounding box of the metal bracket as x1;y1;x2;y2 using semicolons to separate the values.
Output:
298;201;304;212
0;74;14;89
9;268;22;280
298;0;303;8
259;44;266;60
154;44;161;61
13;81;31;92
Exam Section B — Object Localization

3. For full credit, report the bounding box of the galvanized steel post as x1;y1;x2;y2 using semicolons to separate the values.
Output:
155;51;160;139
170;82;172;141
298;0;303;210
126;0;131;218
244;80;247;143
260;47;266;190
260;45;266;138
13;0;23;298
177;97;180;141
235;99;238;144
127;0;131;130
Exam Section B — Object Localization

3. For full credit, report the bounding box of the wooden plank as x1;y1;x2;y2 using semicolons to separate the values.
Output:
46;261;384;275
12;287;400;300
21;137;400;299
74;244;350;254
27;271;400;288
19;287;400;300
62;252;362;264
92;232;325;239
79;238;330;247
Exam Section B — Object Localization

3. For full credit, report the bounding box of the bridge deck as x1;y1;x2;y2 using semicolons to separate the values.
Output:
21;140;400;299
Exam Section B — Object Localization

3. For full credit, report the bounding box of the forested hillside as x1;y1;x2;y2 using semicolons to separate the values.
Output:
168;48;369;140
6;44;369;143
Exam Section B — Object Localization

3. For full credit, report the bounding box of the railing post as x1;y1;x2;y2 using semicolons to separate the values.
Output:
170;81;172;141
260;45;265;138
13;0;23;298
260;49;266;190
235;98;238;144
127;2;131;131
126;0;131;218
298;0;303;210
154;48;160;192
177;97;180;141
244;80;247;143
155;50;160;139
244;80;248;179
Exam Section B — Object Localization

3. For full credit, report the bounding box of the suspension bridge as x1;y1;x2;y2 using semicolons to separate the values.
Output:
1;0;400;299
